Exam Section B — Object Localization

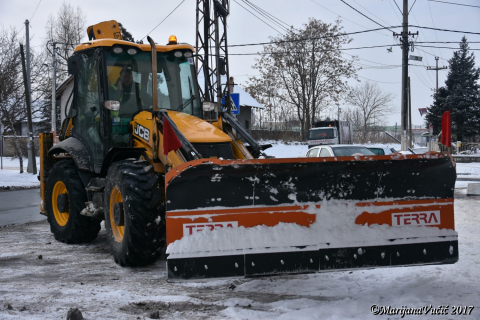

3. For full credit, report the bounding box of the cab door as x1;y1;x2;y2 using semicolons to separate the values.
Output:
72;49;104;171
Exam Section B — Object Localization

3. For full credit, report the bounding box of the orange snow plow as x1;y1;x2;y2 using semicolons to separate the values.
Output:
165;153;458;279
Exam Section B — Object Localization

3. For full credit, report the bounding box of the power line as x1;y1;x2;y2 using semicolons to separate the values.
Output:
416;41;480;44
410;64;433;89
416;45;480;50
240;0;289;32
410;25;480;35
232;0;285;35
357;75;400;84
351;0;392;28
428;0;480;9
228;44;401;56
426;0;445;60
408;0;417;13
141;0;185;41
340;0;396;33
410;12;437;85
392;0;403;14
242;0;292;31
388;0;403;22
416;47;449;62
30;0;42;22
310;0;391;37
229;26;401;47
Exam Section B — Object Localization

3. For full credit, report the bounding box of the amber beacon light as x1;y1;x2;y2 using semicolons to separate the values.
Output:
168;35;178;45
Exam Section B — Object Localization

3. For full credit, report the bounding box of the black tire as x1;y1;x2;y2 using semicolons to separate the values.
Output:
45;160;101;243
104;159;164;266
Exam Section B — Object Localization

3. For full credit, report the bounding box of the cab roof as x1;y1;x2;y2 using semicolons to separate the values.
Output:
74;39;195;53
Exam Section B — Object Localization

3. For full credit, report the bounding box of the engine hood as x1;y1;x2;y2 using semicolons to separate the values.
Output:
167;111;231;144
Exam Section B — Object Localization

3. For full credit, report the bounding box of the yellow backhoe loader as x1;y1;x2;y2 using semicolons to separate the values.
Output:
39;20;458;279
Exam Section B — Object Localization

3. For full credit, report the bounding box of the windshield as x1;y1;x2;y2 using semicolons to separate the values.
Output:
309;128;335;140
332;146;375;157
105;48;201;118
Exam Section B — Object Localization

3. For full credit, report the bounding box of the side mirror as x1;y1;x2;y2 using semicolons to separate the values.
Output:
68;56;80;75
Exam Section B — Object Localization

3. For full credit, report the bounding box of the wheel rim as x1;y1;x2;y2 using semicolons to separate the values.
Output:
52;181;69;226
109;186;125;242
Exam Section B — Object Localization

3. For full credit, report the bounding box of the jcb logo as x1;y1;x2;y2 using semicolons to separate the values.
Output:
183;221;238;237
392;211;441;226
134;123;150;142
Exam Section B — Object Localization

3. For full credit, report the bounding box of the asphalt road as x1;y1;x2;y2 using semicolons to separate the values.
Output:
0;189;45;227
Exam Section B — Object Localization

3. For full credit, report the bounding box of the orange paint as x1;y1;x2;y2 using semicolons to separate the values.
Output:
355;199;455;230
166;205;316;245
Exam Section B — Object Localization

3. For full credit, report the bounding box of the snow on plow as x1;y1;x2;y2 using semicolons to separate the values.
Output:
165;152;458;279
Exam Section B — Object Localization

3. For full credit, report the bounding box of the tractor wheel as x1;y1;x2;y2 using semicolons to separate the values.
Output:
45;160;101;243
104;159;164;266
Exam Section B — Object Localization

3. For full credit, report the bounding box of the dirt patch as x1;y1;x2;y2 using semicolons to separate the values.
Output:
120;301;227;319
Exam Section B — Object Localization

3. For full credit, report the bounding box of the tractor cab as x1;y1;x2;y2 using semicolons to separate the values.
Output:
65;38;202;169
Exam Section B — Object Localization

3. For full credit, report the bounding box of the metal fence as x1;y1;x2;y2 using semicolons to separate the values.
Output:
438;142;480;155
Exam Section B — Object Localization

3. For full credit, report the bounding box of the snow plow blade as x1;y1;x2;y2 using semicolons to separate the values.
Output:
165;153;458;280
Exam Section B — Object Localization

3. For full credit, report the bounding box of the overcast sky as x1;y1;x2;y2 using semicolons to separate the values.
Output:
1;0;479;126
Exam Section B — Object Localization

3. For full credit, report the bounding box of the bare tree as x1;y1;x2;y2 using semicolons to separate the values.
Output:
246;18;357;140
0;28;26;171
0;27;50;172
45;2;86;83
345;81;395;143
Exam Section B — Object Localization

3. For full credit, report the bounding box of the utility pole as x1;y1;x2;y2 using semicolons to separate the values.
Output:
393;0;418;151
408;77;413;148
24;20;37;174
51;42;57;144
427;57;447;92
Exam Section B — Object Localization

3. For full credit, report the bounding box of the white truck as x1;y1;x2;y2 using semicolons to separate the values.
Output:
307;120;353;149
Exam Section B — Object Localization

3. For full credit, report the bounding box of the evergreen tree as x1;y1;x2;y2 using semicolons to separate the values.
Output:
425;87;448;135
427;37;480;140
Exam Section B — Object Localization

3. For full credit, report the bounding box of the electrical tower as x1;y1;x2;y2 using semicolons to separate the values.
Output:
195;0;232;113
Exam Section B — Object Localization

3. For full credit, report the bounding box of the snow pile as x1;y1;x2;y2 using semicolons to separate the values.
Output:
0;157;40;188
167;199;457;258
0;170;39;188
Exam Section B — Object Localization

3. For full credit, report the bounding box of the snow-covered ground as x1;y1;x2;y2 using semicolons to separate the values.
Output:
0;157;40;188
0;198;478;319
0;143;479;319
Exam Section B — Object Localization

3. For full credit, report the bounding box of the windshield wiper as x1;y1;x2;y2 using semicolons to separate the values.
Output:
176;94;196;112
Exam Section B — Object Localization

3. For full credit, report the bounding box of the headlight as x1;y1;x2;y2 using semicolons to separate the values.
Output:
203;102;215;112
113;47;123;54
127;48;137;55
184;51;193;58
174;51;183;58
